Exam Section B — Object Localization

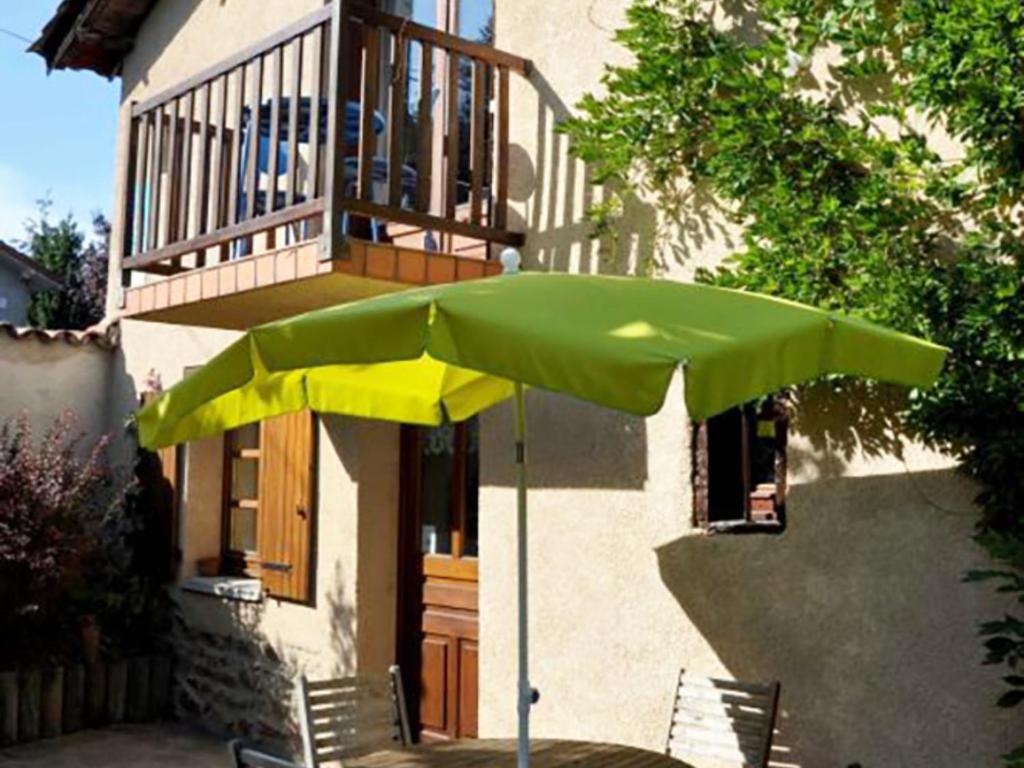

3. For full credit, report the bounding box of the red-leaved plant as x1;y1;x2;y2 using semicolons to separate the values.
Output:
0;411;115;665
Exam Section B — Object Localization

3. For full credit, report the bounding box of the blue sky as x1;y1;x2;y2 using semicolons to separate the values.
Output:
0;2;119;245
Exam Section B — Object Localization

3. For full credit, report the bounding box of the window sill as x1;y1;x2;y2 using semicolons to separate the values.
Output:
706;519;785;535
181;576;264;603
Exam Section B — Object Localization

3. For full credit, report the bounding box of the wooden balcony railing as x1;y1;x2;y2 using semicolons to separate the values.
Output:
120;2;529;280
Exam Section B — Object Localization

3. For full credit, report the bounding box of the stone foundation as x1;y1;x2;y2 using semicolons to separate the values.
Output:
168;594;298;752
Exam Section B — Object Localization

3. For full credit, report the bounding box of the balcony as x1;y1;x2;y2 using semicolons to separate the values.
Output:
118;2;528;327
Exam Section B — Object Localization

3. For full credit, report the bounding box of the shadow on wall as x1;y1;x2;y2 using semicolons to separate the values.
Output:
508;68;659;277
512;65;745;276
106;343;145;467
786;380;914;482
170;592;302;753
325;414;400;674
327;561;358;676
481;390;648;490
654;469;1007;768
169;570;357;756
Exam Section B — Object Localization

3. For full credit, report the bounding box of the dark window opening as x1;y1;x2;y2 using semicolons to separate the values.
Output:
692;398;787;534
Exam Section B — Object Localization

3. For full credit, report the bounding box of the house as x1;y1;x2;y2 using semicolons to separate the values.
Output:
0;241;61;326
32;2;1016;766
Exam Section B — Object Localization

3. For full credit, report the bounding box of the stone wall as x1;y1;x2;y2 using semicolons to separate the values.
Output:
167;590;299;754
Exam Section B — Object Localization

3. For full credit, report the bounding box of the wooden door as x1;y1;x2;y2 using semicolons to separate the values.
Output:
397;419;480;741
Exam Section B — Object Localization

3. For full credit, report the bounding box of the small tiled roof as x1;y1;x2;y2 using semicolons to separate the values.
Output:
0;241;62;290
0;320;119;350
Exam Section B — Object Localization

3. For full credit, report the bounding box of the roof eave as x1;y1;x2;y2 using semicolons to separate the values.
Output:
0;242;64;291
31;0;156;78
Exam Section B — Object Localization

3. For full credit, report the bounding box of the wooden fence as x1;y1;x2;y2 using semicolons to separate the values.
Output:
0;655;172;745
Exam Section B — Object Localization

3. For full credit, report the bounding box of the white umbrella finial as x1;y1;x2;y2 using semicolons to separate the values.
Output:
501;247;522;275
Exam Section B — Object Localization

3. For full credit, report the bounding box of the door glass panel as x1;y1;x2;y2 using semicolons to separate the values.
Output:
463;418;480;557
420;423;456;555
229;506;257;552
231;457;259;501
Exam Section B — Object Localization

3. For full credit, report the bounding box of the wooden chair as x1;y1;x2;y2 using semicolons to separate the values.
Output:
665;668;780;768
229;664;412;768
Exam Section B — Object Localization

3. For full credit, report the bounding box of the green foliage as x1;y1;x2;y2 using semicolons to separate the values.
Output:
560;0;1024;762
24;200;108;331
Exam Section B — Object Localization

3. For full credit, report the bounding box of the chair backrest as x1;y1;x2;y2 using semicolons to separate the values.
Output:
666;668;780;768
298;665;412;768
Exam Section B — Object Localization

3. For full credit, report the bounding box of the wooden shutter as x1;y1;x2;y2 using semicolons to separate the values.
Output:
257;410;316;603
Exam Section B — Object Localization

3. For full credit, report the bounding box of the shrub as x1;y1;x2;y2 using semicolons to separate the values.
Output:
0;411;117;665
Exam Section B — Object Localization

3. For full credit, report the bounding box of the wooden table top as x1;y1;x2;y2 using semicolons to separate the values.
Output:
347;739;693;768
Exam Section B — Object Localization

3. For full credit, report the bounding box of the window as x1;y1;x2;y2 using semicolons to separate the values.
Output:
692;398;787;533
407;417;480;572
223;423;260;569
221;411;316;602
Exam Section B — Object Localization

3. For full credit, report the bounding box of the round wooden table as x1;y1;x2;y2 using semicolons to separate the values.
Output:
346;739;693;768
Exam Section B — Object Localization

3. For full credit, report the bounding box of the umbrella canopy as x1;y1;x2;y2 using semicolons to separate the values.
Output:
135;271;947;768
137;272;946;449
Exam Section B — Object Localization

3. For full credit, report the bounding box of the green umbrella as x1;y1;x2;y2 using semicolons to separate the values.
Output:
137;269;946;768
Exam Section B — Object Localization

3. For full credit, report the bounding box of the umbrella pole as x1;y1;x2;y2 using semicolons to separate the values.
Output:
514;382;531;768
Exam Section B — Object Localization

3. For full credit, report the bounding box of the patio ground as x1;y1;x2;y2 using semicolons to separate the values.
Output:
0;723;227;768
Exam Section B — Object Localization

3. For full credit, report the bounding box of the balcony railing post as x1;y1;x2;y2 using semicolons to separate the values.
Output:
321;0;351;261
110;101;140;312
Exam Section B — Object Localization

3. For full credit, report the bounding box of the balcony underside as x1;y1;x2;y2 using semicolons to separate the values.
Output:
121;237;500;330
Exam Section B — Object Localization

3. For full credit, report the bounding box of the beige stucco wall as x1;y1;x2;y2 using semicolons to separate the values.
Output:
106;321;397;740
98;0;1020;764
476;384;1018;767
121;0;324;101
486;1;1019;766
112;317;400;740
166;413;398;676
0;332;122;449
103;0;405;740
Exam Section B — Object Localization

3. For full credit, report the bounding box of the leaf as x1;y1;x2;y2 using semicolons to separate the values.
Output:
998;690;1024;708
965;569;1015;583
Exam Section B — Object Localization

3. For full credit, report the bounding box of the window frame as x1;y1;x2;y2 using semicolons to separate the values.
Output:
218;413;318;604
221;423;263;577
692;398;788;534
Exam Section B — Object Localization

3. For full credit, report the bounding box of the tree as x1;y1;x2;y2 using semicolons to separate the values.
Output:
24;200;109;330
559;1;1024;763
